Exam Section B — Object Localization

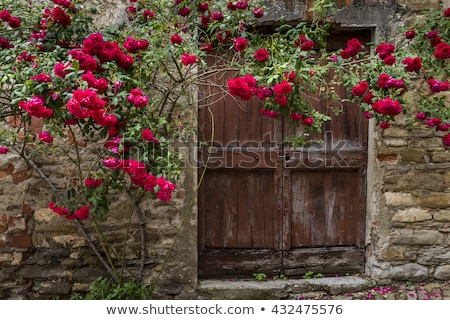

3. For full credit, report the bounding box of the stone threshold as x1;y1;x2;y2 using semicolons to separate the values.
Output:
197;276;376;299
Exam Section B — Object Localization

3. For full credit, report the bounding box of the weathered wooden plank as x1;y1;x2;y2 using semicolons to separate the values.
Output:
282;247;365;276
199;249;282;278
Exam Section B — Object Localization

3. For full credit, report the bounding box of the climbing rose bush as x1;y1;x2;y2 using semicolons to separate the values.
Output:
0;1;449;215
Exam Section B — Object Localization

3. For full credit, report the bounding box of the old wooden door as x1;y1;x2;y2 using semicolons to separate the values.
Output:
198;31;370;278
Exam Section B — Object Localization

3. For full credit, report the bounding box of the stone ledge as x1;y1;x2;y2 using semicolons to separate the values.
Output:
197;276;375;300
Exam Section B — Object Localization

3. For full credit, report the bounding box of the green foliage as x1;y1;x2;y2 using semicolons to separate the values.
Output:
71;277;153;300
253;273;268;281
302;271;324;279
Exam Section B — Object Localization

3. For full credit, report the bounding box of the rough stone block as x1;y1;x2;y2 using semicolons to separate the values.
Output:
384;173;444;192
380;246;407;260
20;266;67;279
397;0;440;10
391;208;432;222
32;281;72;295
390;263;428;281
383;138;408;147
434;265;450;280
432;152;450;163
384;192;415;206
391;229;445;246
382;127;409;138
417;248;450;265
410;127;434;138
417;193;450;209
399;149;429;163
434;210;450;222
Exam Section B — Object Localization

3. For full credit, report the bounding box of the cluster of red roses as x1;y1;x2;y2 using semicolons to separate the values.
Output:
339;38;363;59
227;32;320;127
18;96;53;119
102;157;176;202
0;8;20;28
76;33;135;70
347;9;449;145
43;5;72;27
1;1;183;220
426;30;450;60
127;88;149;108
0;9;20;49
49;201;90;220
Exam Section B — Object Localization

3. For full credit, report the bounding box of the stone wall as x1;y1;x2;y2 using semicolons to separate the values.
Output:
1;0;450;299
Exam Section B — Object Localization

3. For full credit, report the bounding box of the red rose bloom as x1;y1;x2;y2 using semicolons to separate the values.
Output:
252;8;264;18
405;30;416;39
445;8;450;17
347;38;362;56
434;42;450;60
233;37;248;51
290;113;303;122
363;91;374;104
273;81;293;96
416;112;427;120
352;81;369;96
211;12;224;21
376;42;395;59
170;34;183;45
74;206;90;220
383;55;396;65
428;78;450;92
228;77;252;101
379;121;390;129
199;43;213;51
38;131;54;144
402;57;422;72
143;9;155;20
0;36;13;49
372;97;402;116
52;7;71;27
85;177;103;188
255;48;269;62
198;2;209;12
141;128;154;141
0;146;9;154
178;6;190;17
8;16;21;28
181;53;197;66
302;117;314;126
443;133;450;147
0;10;11;22
276;95;288;106
295;35;314;51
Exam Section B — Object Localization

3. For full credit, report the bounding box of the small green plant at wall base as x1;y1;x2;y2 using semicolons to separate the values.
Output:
303;271;325;279
70;277;153;300
253;273;268;281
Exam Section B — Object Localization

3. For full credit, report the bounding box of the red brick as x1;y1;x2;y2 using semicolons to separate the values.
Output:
0;215;7;233
377;154;398;162
0;170;9;178
0;234;9;248
11;169;30;184
22;203;34;217
11;233;33;248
